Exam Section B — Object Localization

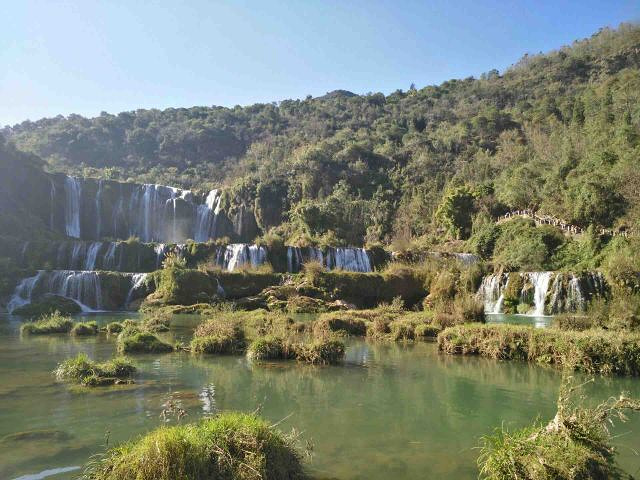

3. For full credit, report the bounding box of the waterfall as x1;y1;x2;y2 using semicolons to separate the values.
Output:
477;274;508;314
287;247;304;273
221;244;268;271
103;242;119;270
154;243;167;269
125;273;148;308
70;242;85;269
49;179;56;230
84;242;103;270
326;247;371;272
478;271;608;315
7;272;45;313
194;189;222;242
64;176;81;238
526;271;552;316
95;180;103;239
8;270;103;312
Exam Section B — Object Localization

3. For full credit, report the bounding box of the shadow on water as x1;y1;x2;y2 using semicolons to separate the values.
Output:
1;312;639;479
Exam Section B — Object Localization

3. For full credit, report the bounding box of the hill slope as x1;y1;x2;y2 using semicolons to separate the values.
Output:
3;23;640;247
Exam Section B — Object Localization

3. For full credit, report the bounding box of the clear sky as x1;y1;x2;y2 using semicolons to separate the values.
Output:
1;0;638;126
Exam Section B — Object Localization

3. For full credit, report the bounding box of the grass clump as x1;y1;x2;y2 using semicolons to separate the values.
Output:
106;322;123;334
247;335;295;361
20;311;74;335
71;321;99;336
190;318;246;354
415;323;441;338
294;338;345;364
54;353;135;386
313;313;367;336
81;412;307;480
117;329;173;354
438;324;640;376
478;380;640;480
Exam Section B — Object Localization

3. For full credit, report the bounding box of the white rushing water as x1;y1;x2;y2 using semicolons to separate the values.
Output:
194;189;222;242
95;179;103;239
125;273;148;307
220;244;268;271
477;271;607;315
64;176;81;238
287;246;372;273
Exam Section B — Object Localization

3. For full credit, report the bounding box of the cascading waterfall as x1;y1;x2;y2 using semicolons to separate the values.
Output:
64;176;81;238
84;242;103;270
477;271;607;315
49;179;56;229
194;189;222;242
527;271;552;316
8;270;103;312
286;246;371;273
125;273;148;307
477;274;507;314
95;179;103;239
219;244;268;271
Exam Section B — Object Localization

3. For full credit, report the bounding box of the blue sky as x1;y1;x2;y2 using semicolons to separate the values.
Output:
1;0;638;126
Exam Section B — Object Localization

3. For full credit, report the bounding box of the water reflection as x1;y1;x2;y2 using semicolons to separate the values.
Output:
0;313;638;480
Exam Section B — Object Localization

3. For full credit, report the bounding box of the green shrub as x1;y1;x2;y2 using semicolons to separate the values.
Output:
117;331;173;354
438;324;640;375
71;321;99;336
54;353;135;386
81;412;307;480
247;336;295;361
389;319;416;340
20;312;74;334
313;313;367;336
106;322;123;334
478;382;640;480
553;314;593;331
415;323;441;338
516;303;531;315
190;334;246;355
294;339;345;364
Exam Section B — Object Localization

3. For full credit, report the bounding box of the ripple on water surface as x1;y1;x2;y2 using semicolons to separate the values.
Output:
0;312;639;480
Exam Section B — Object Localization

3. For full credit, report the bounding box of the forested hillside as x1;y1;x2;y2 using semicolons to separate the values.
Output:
3;24;640;249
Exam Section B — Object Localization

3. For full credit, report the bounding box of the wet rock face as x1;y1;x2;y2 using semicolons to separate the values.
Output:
11;294;82;317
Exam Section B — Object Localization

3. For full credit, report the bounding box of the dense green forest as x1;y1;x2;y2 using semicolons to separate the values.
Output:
3;24;640;255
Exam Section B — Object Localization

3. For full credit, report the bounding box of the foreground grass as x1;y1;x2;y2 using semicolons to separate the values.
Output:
438;324;640;375
81;412;307;480
20;312;74;334
116;326;174;354
54;353;135;386
247;335;345;364
478;381;640;479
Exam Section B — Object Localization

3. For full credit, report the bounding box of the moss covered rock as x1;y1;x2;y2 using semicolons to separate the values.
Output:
12;294;82;317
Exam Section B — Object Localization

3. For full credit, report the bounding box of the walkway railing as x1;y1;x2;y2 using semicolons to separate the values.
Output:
496;210;636;237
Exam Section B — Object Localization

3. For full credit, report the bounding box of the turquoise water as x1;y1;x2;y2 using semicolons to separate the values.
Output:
1;313;639;480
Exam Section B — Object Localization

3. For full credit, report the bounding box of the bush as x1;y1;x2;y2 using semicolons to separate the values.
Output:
54;353;135;386
438;324;640;375
415;323;441;338
294;339;345;364
313;313;367;336
478;381;640;480
81;412;307;480
71;321;99;336
190;334;246;355
117;331;173;354
247;336;295;361
553;314;593;331
20;312;74;334
106;322;123;334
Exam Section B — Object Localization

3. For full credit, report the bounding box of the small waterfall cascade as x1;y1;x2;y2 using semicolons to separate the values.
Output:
526;272;553;316
8;270;152;312
95;179;103;239
64;176;82;238
286;246;372;273
125;273;148;307
477;271;608;315
129;184;192;243
194;189;222;242
49;179;56;229
217;244;268;271
84;242;103;270
103;242;120;270
477;273;508;314
8;270;103;312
